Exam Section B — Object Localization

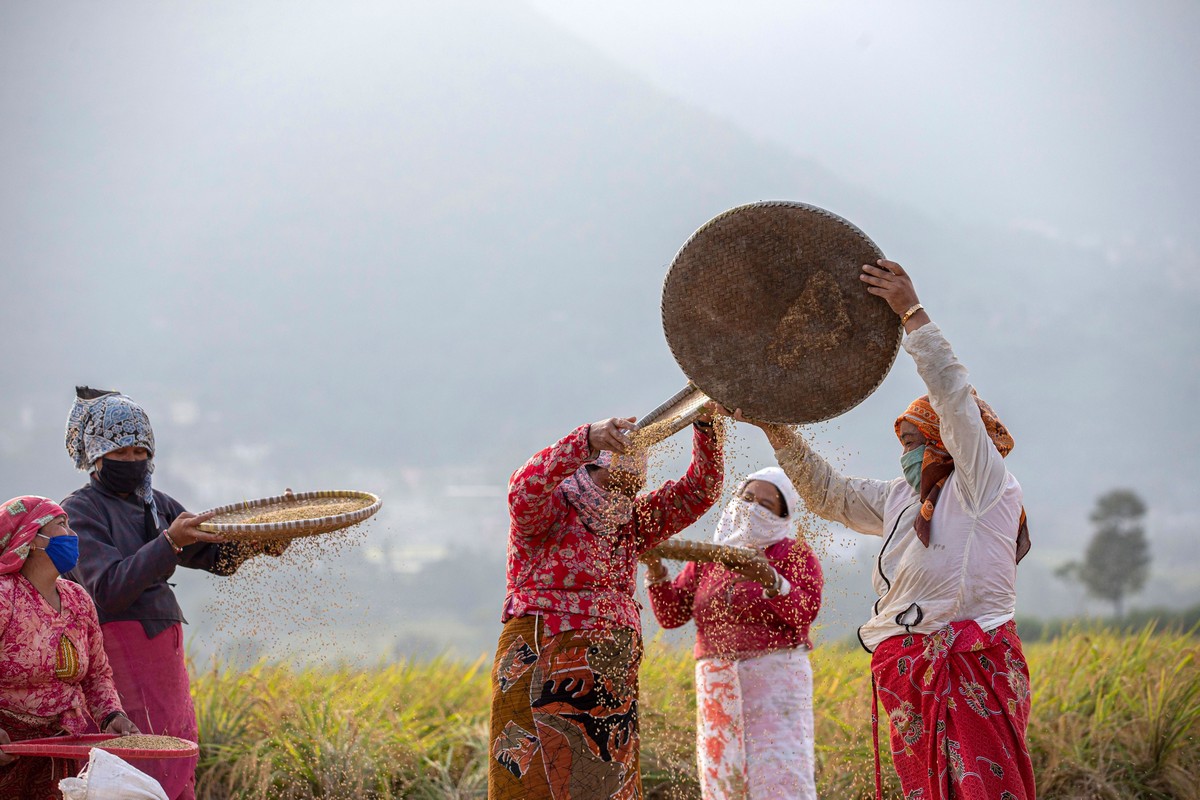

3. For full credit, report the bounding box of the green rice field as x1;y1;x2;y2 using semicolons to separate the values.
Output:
191;625;1200;799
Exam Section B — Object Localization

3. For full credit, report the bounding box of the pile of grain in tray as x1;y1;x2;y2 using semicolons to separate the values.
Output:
240;498;372;525
98;734;194;751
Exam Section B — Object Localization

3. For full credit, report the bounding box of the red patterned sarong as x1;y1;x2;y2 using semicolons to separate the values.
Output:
488;616;643;799
0;710;76;800
871;620;1035;800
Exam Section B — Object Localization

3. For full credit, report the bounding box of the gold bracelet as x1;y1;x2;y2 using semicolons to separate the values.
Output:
162;530;183;555
900;303;924;326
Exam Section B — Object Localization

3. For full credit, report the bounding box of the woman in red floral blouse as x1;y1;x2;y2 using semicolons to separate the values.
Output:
646;467;823;800
489;413;724;800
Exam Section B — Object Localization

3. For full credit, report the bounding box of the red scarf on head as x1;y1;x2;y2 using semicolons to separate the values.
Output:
0;496;66;574
895;394;1030;563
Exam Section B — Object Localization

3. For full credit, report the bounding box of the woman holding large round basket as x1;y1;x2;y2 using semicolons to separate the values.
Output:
738;261;1036;800
643;467;823;799
0;495;138;799
489;411;724;800
60;387;286;800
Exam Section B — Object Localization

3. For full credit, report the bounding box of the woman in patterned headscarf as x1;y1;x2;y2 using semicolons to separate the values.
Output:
490;411;724;800
0;496;138;800
645;466;823;800
62;387;284;800
737;261;1036;800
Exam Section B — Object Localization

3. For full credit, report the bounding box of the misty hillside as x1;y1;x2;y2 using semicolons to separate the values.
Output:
1;0;1196;660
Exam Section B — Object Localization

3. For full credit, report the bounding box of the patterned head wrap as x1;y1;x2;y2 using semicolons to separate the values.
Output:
65;387;156;506
559;449;648;537
594;448;649;479
895;393;1030;563
0;496;66;575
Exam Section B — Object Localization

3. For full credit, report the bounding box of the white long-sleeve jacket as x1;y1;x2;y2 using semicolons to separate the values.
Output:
776;323;1023;652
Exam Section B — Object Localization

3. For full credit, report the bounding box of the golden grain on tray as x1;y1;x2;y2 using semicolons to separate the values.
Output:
242;498;372;525
98;734;194;751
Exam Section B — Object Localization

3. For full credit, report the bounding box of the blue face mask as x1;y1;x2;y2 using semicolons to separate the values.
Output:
900;446;925;492
36;535;80;575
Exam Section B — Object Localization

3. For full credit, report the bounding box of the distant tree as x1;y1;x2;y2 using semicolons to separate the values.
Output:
1078;488;1151;619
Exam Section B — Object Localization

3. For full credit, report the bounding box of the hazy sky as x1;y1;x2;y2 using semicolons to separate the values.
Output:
1;1;1197;659
528;1;1200;247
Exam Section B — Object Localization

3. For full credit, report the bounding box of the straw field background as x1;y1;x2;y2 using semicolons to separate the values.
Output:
190;625;1200;800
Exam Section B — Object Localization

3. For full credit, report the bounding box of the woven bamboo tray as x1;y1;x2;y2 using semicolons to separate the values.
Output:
643;539;758;566
0;733;198;759
661;201;901;424
197;490;381;540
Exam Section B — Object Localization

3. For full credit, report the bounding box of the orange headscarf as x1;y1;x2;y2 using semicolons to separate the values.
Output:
895;393;1030;563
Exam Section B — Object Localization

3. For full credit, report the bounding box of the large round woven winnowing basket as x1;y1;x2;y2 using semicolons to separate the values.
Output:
662;201;901;424
197;490;381;540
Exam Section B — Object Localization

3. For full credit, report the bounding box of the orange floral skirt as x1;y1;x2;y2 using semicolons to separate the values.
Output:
488;616;644;800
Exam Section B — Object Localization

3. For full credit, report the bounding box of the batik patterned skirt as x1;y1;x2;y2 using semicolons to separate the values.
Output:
489;615;644;800
871;620;1035;800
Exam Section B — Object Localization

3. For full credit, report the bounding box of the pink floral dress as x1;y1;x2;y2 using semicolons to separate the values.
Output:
0;574;123;732
0;574;124;798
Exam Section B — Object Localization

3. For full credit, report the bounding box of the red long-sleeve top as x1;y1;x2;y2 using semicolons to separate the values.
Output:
504;423;723;637
648;537;823;660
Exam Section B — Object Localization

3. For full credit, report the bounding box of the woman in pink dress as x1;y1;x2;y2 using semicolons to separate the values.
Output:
0;495;137;800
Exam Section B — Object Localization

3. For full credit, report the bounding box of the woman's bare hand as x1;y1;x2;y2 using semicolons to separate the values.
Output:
103;713;140;736
727;553;778;589
642;553;669;584
166;511;222;548
0;727;15;766
588;417;636;455
860;259;921;315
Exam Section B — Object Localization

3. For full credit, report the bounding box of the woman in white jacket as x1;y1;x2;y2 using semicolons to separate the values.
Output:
737;260;1035;800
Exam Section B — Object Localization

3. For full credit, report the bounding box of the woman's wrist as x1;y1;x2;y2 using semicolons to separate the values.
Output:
162;529;183;555
644;564;670;586
100;710;126;729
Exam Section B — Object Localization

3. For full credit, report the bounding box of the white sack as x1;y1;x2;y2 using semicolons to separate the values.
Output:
58;747;170;800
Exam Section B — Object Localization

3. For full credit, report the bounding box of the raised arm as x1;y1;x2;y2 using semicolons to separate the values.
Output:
508;424;595;539
861;260;1008;510
750;422;890;536
632;423;724;551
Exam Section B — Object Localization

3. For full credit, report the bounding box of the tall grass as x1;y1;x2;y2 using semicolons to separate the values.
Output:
191;626;1200;799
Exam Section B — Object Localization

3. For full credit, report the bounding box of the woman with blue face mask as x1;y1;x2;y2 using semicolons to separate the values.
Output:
737;260;1035;800
0;496;138;800
644;468;823;800
61;387;287;800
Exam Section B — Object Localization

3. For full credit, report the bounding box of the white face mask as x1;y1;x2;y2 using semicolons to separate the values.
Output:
713;498;791;550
